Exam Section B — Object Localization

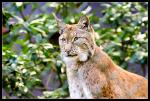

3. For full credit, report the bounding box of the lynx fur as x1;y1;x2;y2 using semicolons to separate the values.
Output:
54;15;148;99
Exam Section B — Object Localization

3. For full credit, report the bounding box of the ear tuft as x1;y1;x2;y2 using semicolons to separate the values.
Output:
78;15;90;30
53;13;66;30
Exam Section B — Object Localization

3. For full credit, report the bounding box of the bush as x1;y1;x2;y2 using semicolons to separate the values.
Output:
2;2;148;99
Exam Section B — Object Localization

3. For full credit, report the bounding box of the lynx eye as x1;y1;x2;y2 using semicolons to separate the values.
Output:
74;37;79;41
61;38;66;42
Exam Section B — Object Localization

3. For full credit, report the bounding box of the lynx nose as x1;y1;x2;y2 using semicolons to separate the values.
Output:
66;51;71;55
64;50;72;57
64;43;77;56
64;44;72;52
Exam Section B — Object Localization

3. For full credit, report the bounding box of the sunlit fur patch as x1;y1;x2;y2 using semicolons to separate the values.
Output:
78;52;89;62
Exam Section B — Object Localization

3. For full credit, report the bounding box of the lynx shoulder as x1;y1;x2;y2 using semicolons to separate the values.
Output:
54;15;148;99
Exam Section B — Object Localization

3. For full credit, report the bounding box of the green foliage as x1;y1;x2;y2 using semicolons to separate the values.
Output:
2;40;62;98
96;2;148;68
38;84;69;99
2;2;148;99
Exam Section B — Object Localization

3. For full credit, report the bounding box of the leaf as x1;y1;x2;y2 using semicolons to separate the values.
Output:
35;34;42;43
30;71;36;76
43;59;51;62
101;3;111;8
31;53;37;61
11;15;24;24
29;26;47;37
22;69;27;73
15;2;23;7
29;16;47;25
23;86;28;93
42;43;53;49
46;2;59;8
81;6;92;14
28;44;38;49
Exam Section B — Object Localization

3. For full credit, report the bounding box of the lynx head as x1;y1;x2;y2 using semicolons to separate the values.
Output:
55;15;96;63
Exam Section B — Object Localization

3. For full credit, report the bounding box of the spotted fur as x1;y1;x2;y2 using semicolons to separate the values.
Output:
55;15;148;99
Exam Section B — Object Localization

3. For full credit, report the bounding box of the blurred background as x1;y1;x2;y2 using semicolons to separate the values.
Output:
2;2;148;99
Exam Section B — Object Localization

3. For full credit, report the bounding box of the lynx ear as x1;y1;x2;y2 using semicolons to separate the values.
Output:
53;13;66;30
78;15;93;32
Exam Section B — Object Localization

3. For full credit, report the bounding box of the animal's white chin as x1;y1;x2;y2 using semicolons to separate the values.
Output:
63;55;78;63
61;52;89;63
63;55;88;63
78;53;88;62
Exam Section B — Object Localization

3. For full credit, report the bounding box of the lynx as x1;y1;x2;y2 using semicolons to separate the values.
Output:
54;15;148;99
